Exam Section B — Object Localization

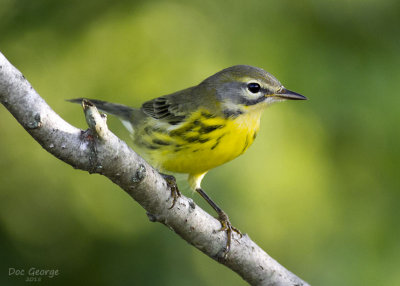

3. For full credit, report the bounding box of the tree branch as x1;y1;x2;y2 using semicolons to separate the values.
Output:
0;51;309;286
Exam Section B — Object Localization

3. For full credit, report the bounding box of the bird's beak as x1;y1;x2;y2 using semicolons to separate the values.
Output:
273;88;307;100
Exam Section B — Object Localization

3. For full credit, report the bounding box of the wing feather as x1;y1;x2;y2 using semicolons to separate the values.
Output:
141;88;196;125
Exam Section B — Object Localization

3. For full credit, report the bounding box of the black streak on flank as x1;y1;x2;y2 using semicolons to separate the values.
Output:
144;143;159;150
199;125;224;134
241;135;249;154
152;139;170;146
200;112;216;119
174;145;189;152
253;131;257;140
184;136;198;143
170;123;196;137
184;136;209;143
211;134;225;150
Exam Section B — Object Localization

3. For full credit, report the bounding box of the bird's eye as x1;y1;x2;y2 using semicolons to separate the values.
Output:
247;82;261;93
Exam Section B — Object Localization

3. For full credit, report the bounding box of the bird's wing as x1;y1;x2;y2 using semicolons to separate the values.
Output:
141;87;199;125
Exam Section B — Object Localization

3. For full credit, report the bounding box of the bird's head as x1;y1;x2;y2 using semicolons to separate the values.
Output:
201;65;306;116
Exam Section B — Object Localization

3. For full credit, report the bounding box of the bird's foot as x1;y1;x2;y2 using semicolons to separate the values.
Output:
195;187;242;258
218;211;242;258
161;174;181;209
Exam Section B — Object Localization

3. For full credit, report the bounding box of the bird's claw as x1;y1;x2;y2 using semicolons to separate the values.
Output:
218;211;242;257
161;174;181;209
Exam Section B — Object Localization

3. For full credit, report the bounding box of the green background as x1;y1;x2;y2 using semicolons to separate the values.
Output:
1;0;399;285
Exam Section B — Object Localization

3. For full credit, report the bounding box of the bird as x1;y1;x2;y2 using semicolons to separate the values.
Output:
69;65;306;255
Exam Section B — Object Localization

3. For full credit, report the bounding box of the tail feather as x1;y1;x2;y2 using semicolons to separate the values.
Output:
67;98;134;121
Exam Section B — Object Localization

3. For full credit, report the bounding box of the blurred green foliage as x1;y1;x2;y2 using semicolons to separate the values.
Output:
1;0;399;285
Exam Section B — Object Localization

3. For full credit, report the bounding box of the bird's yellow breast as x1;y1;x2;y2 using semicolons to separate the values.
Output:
134;109;262;175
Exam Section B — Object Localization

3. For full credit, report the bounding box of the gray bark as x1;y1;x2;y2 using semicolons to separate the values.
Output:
0;51;309;286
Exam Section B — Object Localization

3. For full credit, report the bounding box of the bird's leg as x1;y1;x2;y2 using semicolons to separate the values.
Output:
160;173;181;209
196;187;242;257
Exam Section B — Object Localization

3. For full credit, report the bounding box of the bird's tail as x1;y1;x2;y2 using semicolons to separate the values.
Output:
67;98;135;122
